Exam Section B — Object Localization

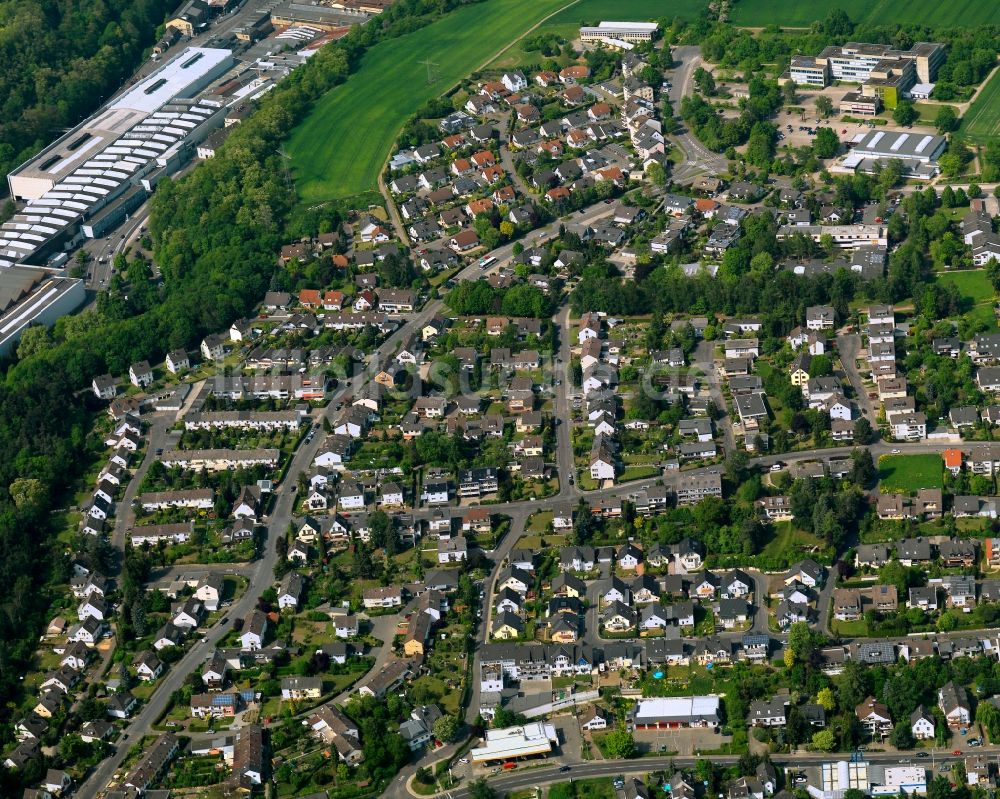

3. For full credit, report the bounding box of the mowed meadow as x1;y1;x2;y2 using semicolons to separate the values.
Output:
287;0;569;202
729;0;1000;27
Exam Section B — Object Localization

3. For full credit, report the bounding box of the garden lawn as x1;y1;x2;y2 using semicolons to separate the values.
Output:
937;269;995;304
760;521;823;560
878;453;944;494
962;67;1000;144
288;0;568;202
729;0;1000;27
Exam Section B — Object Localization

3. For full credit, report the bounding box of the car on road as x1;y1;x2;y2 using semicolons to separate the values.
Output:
458;758;469;764
916;752;930;758
502;762;516;770
559;766;571;772
155;448;163;455
220;617;229;624
953;750;962;756
891;448;901;454
770;461;784;472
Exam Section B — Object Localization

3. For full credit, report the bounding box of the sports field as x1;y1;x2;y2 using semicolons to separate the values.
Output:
287;0;568;202
729;0;1000;27
878;454;943;495
961;68;1000;144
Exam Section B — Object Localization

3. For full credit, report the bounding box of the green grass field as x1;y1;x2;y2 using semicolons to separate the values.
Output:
287;0;568;202
937;269;998;330
937;269;996;304
545;0;706;26
760;521;823;560
878;454;944;494
730;0;1000;27
961;68;1000;144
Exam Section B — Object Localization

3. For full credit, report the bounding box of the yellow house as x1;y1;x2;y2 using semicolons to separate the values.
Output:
552;573;585;599
491;612;524;640
789;352;811;387
404;638;426;657
403;613;432;656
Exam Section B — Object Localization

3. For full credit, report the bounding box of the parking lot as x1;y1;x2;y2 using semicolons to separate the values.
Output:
632;726;731;756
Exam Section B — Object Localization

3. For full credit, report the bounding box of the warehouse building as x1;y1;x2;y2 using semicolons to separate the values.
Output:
470;722;559;764
0;274;85;357
0;48;233;269
270;2;368;30
629;696;721;729
9;47;233;202
837;129;946;179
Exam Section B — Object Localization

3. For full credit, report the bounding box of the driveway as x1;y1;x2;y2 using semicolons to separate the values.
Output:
110;415;176;550
837;333;878;423
693;340;734;454
667;46;730;181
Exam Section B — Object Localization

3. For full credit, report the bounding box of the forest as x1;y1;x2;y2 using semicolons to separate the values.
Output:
0;0;173;178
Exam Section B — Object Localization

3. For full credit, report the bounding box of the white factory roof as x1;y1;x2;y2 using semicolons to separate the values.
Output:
633;696;720;722
849;129;945;161
111;47;233;114
470;722;557;762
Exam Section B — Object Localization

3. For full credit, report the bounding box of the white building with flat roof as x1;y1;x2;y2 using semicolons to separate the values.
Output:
870;766;927;795
836;129;946;179
580;21;658;44
630;696;720;729
9;48;233;202
470;722;558;763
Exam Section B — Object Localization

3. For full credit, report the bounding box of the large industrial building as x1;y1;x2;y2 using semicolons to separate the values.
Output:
0;46;235;358
0;271;84;357
1;47;234;270
837;129;947;179
270;2;369;30
789;41;945;108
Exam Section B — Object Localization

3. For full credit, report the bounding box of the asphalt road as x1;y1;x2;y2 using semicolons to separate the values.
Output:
837;333;878;422
667;46;730;183
446;747;988;799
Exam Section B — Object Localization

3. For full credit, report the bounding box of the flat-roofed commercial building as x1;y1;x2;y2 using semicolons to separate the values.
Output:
580;21;658;44
778;224;888;250
0;48;233;271
9;47;233;202
270;2;368;30
470;722;558;763
629;696;721;729
840;91;881;117
0;275;85;357
837;129;947;179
